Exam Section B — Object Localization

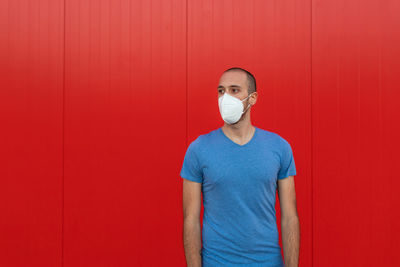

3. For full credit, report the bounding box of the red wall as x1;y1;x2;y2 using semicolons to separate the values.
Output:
313;1;400;266
0;0;399;267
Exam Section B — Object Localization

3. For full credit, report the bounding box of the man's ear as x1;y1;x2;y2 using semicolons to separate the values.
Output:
250;93;257;105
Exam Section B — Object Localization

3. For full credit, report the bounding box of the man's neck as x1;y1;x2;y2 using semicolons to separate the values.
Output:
221;122;255;143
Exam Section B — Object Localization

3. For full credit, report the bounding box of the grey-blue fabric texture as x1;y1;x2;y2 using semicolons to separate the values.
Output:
180;126;297;267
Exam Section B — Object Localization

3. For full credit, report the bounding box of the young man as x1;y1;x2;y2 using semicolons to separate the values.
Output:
180;67;300;267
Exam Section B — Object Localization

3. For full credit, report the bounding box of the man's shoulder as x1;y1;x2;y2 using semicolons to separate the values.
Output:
187;128;219;149
256;126;291;146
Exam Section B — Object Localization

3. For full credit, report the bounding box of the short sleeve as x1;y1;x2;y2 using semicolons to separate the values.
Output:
180;141;203;183
277;139;297;180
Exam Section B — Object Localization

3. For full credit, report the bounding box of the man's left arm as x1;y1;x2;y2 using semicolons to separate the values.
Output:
277;175;300;267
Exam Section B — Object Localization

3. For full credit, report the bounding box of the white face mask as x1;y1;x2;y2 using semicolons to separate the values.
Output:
218;92;254;124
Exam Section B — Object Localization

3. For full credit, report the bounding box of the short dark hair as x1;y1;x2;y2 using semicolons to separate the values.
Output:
223;67;257;94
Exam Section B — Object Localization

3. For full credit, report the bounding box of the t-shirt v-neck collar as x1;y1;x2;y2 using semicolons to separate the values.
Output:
219;126;258;148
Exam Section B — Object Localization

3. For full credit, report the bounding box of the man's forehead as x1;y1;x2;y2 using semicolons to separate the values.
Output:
219;70;247;87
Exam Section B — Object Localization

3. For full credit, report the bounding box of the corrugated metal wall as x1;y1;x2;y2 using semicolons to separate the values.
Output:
0;0;399;266
312;1;400;266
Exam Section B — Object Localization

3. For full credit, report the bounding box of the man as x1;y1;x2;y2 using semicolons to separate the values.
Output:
180;67;300;267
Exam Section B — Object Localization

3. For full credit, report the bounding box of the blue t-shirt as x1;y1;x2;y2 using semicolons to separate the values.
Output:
180;126;297;267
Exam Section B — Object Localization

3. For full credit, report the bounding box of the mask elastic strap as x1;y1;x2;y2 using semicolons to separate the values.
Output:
241;92;253;102
242;92;253;110
242;93;253;114
243;103;252;114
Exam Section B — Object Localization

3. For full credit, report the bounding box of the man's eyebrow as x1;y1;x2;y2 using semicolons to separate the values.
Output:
217;85;242;88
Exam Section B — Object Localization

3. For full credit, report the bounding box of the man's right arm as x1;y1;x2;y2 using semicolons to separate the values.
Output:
182;178;202;267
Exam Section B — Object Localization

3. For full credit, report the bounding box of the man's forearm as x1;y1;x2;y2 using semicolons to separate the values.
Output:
183;219;202;267
281;216;300;267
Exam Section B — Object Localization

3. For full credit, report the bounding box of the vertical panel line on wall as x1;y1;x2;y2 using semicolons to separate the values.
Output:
185;0;188;147
310;0;314;266
61;0;66;266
